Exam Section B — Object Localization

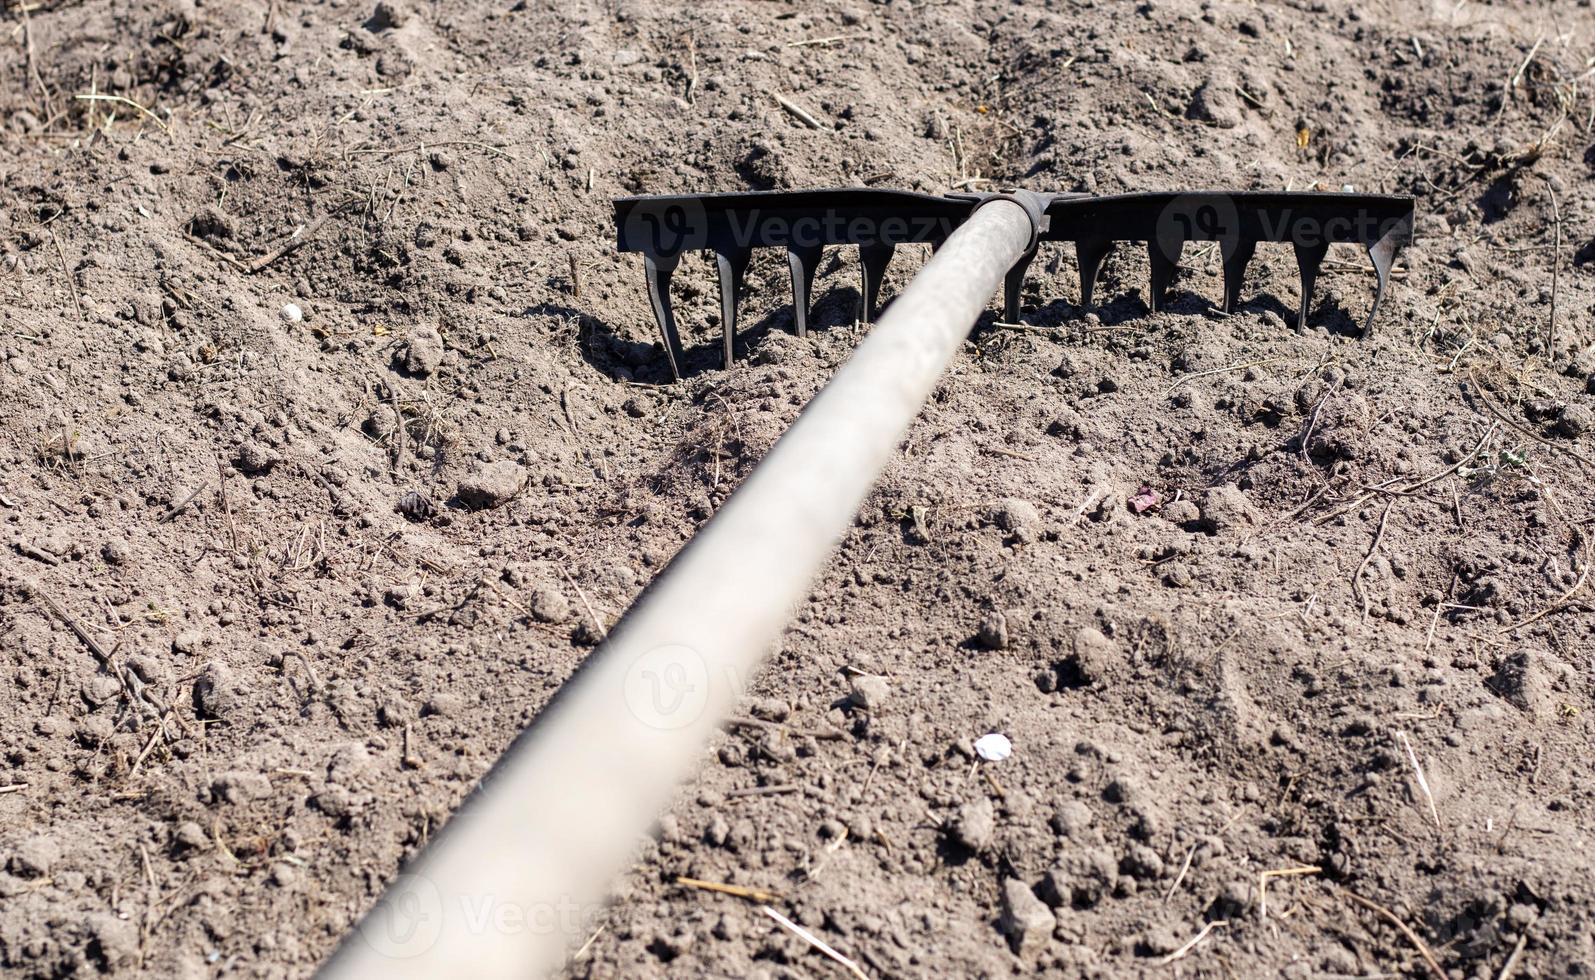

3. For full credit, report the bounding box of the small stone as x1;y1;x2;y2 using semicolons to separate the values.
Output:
397;490;435;520
998;877;1055;957
192;661;237;718
750;698;791;722
312;785;355;818
1187;76;1242;128
279;303;303;324
975;609;1009;649
368;0;409;30
1104;775;1145;806
992;497;1041;542
1556;404;1591;439
1199;483;1256;532
948;797;996;852
83;913;137;969
1162;499;1200;525
10;836;61;878
400;323;444;377
848;674;890;712
172;630;203;654
1162;562;1195;588
529;586;571;624
457;460;527;509
125;654;171;688
235;440;277;475
1209;880;1253;919
211;770;273;804
171;821;209;853
422;693;462;717
704;813;731;847
1039;847;1117;908
1050;800;1094;838
1121;844;1166;879
1136;924;1183;957
101;539;131;565
1061;627;1118;687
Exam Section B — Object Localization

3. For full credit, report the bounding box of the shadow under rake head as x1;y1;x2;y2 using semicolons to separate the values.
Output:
613;187;1415;380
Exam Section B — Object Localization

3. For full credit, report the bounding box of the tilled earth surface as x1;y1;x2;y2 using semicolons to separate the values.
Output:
4;0;1595;977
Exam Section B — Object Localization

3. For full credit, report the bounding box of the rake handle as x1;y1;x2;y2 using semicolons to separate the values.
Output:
315;198;1035;980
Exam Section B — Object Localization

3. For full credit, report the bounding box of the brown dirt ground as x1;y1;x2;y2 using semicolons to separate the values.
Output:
4;0;1595;977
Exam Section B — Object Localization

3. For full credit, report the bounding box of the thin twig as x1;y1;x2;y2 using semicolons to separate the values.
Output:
73;93;169;132
1502;532;1590;633
241;203;353;273
1315;423;1498;524
1339;888;1447;980
49;230;83;322
1163;845;1196;902
159;483;208;523
28;584;117;672
774;94;824;129
1540;176;1561;355
1469;372;1595;470
1166;357;1285;393
1497;930;1530;980
1395;729;1441;829
761;906;870;980
559;565;607;640
1159;920;1228;965
1258;865;1320;920
1352;499;1395;622
675;876;783;903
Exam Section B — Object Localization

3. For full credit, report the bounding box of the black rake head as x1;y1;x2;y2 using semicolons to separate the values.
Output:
613;187;1415;380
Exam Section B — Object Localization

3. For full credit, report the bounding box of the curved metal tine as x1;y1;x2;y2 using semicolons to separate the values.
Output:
716;247;752;369
1220;237;1257;315
787;243;823;339
644;252;686;380
858;242;894;324
1076;238;1115;309
1003;250;1037;323
1146;234;1183;313
1292;239;1330;330
1362;215;1410;336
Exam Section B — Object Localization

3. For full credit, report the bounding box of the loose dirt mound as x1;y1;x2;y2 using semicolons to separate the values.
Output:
3;0;1594;977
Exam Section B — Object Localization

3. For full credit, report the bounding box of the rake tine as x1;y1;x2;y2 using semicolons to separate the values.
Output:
859;242;894;323
716;246;752;368
1292;239;1329;330
1220;237;1256;314
787;243;823;339
1362;215;1410;336
1076;238;1114;308
644;252;686;380
1147;235;1183;312
1002;249;1037;322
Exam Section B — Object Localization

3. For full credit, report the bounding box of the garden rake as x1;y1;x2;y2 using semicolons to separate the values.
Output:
613;187;1415;379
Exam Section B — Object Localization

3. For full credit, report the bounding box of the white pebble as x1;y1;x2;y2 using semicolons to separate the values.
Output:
974;733;1012;762
279;303;303;323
